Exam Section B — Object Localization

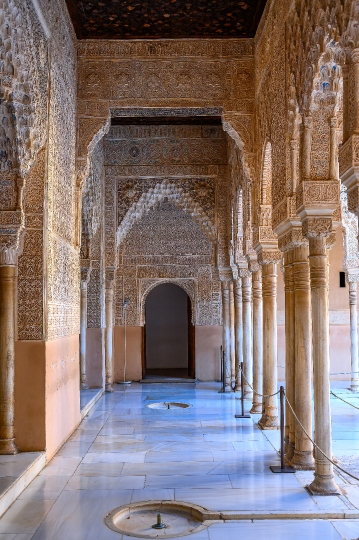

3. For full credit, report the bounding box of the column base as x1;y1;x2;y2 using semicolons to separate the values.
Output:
80;382;89;390
306;473;341;495
218;385;233;393
0;438;18;455
250;402;262;414
105;383;114;393
350;380;359;392
258;413;279;430
290;449;315;470
234;384;241;392
244;391;253;400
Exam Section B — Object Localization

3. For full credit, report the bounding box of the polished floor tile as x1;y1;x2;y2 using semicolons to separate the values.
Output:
207;520;342;540
0;501;54;534
1;382;359;539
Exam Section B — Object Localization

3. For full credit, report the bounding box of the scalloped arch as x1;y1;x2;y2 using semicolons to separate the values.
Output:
116;180;216;247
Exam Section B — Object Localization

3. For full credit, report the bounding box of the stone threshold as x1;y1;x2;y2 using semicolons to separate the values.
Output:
0;452;46;519
203;510;359;520
80;388;104;419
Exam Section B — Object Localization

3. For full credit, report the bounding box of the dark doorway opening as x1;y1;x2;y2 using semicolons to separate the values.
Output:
143;283;195;379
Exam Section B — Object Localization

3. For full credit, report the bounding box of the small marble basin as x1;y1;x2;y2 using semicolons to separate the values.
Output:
105;500;210;538
146;402;190;410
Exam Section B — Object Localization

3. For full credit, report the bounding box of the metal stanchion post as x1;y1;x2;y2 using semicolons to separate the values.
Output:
235;362;250;418
270;386;295;473
218;348;226;394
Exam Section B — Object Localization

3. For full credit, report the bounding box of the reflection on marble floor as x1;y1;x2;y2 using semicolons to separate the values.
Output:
0;381;359;538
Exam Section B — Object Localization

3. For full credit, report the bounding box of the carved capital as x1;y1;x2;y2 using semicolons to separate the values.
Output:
0;210;23;266
257;249;282;265
80;259;92;285
302;217;333;239
239;268;251;278
105;267;115;289
278;227;308;252
218;266;233;282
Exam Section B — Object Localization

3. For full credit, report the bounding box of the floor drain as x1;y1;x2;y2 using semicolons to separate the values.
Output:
146;402;190;410
105;501;210;538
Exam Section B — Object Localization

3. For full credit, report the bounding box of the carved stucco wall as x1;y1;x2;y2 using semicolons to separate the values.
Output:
76;39;255;185
103;124;226;327
15;0;79;341
82;141;106;329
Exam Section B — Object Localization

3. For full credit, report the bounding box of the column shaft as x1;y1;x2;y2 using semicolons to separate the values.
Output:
242;274;253;399
229;281;236;389
234;279;243;392
105;285;114;393
349;281;359;391
221;280;232;392
258;262;279;429
0;265;18;454
291;244;314;469
250;268;263;413
80;282;88;390
308;236;340;494
283;250;295;460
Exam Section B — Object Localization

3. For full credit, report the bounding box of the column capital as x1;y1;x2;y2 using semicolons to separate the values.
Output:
80;259;92;286
218;267;233;282
0;211;23;266
105;267;115;289
257;249;282;265
302;217;333;239
303;113;313;129
347;271;359;283
278;227;308;252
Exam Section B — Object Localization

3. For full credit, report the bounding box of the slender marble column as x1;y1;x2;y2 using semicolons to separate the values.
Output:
283;250;295;460
221;280;232;392
242;272;253;399
291;244;314;470
229;281;236;389
0;259;18;454
80;265;92;390
250;267;263;413
233;279;243;392
80;280;89;389
105;271;115;393
258;262;279;429
307;236;340;494
348;279;359;391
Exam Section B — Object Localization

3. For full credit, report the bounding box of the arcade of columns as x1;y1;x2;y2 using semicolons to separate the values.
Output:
1;0;359;497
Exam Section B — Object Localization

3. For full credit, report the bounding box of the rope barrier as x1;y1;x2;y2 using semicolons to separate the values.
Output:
330;390;359;412
239;366;280;398
284;392;359;482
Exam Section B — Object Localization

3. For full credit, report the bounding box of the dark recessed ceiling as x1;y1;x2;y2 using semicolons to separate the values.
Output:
111;116;222;126
65;0;267;40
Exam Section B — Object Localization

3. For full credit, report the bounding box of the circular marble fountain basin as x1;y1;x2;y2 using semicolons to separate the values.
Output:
146;402;190;410
105;500;210;538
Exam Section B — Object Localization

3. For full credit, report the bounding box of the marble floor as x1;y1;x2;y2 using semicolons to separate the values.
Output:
1;382;359;539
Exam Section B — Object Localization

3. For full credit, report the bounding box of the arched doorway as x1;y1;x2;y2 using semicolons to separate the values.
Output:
143;283;195;379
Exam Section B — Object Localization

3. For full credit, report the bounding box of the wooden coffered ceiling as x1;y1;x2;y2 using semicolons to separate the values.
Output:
65;0;267;39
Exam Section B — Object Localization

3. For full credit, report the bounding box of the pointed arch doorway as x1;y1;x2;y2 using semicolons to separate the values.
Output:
143;283;195;380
